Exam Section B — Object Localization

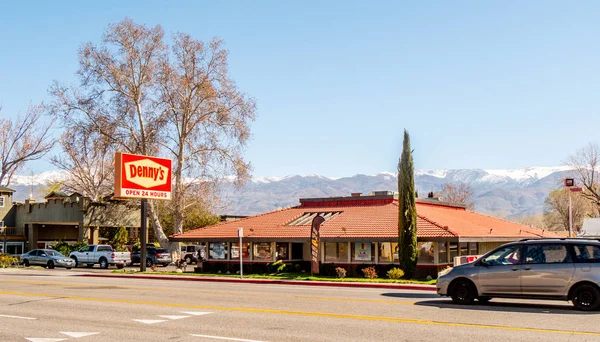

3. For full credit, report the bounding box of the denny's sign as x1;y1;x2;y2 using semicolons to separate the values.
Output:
114;152;172;200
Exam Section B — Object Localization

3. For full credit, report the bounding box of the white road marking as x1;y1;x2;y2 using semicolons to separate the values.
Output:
59;332;99;338
181;311;212;316
25;339;67;342
0;314;36;320
190;335;266;342
158;315;191;320
133;319;168;324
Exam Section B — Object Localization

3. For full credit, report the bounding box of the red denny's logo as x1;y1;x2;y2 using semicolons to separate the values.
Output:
124;159;169;188
115;152;172;200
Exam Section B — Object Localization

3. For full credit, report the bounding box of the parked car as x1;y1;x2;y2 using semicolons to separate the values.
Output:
20;249;75;269
69;244;131;269
131;247;172;267
437;238;600;311
181;245;205;264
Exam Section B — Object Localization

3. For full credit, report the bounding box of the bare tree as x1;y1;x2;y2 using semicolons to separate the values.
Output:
566;142;600;211
51;128;114;201
543;188;590;233
49;18;255;254
157;33;255;238
0;105;56;186
439;182;474;210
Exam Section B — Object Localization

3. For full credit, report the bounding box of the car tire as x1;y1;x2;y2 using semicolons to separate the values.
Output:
185;256;192;264
450;279;476;305
23;259;30;267
71;256;78;267
66;267;72;270
572;284;600;311
47;261;55;269
99;258;109;269
477;296;492;304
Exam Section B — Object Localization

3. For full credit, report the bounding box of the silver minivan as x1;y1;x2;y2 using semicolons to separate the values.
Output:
437;238;600;311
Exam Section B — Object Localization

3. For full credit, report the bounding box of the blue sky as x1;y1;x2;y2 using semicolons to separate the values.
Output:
1;1;599;177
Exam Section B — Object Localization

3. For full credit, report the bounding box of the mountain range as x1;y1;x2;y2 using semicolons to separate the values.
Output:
6;166;574;220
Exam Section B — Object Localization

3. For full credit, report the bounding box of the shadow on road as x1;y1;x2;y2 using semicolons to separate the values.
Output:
413;298;599;315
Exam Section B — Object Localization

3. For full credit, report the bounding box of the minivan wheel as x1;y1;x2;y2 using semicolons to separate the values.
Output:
572;285;600;311
450;280;476;305
185;256;192;264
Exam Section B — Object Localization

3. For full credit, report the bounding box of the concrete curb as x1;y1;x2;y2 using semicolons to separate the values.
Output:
80;273;437;291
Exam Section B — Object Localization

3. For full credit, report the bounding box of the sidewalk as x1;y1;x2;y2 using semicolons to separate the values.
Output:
80;273;437;291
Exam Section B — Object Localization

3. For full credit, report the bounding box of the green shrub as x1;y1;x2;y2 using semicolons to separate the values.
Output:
387;267;405;279
335;267;347;278
362;266;378;279
0;254;18;268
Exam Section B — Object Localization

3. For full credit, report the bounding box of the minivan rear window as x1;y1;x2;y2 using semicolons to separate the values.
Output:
572;245;600;262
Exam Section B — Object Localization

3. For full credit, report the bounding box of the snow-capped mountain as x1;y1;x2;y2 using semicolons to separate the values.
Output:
6;166;576;220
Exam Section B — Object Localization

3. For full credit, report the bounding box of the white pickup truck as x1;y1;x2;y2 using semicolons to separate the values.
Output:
69;244;130;269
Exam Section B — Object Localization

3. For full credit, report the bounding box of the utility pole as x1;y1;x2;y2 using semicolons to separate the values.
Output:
564;178;582;238
238;228;243;279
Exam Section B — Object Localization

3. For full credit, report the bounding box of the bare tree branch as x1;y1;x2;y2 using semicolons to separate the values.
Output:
0;105;57;186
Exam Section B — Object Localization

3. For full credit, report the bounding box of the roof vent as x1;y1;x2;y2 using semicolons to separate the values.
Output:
351;192;362;197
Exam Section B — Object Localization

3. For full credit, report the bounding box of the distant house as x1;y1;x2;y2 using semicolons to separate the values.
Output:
171;191;560;278
0;186;19;255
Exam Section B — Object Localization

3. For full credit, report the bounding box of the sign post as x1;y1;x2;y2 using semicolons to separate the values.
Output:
238;228;243;279
115;152;172;272
564;178;583;238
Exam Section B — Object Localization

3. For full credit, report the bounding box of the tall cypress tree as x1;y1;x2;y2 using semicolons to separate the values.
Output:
398;129;418;278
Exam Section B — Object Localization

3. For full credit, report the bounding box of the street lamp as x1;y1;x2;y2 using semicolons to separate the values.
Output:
564;178;583;238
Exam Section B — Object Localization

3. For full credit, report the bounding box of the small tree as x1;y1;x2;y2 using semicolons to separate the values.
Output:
439;182;474;210
111;226;129;252
397;129;418;278
543;188;590;233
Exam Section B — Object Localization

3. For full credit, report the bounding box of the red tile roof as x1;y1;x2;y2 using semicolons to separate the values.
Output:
172;198;560;241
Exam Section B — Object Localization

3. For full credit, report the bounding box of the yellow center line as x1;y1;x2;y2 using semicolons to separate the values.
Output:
0;289;598;336
2;279;413;305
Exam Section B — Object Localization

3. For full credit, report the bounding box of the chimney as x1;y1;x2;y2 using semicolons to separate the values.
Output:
428;191;434;198
351;192;362;197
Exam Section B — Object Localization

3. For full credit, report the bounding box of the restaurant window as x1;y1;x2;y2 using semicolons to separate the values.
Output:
469;242;478;255
417;242;434;264
6;242;23;256
291;243;303;260
231;242;251;260
460;243;468;256
209;242;228;260
351;242;375;262
325;242;348;262
276;243;289;260
449;242;459;261
378;242;399;263
0;196;4;207
438;242;448;263
253;242;273;261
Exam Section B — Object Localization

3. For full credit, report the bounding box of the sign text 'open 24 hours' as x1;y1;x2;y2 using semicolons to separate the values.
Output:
114;152;172;200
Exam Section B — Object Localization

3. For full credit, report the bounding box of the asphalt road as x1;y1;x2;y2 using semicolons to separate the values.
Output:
1;268;600;342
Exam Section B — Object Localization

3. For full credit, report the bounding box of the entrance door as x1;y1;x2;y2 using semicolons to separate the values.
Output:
476;244;522;295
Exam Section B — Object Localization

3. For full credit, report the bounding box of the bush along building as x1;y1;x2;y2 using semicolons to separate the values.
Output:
0;189;141;254
171;191;561;278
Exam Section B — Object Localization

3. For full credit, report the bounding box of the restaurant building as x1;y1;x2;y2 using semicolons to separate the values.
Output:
171;191;560;278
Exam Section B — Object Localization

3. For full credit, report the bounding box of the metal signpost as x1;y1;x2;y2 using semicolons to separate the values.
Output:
564;178;583;238
238;227;243;279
